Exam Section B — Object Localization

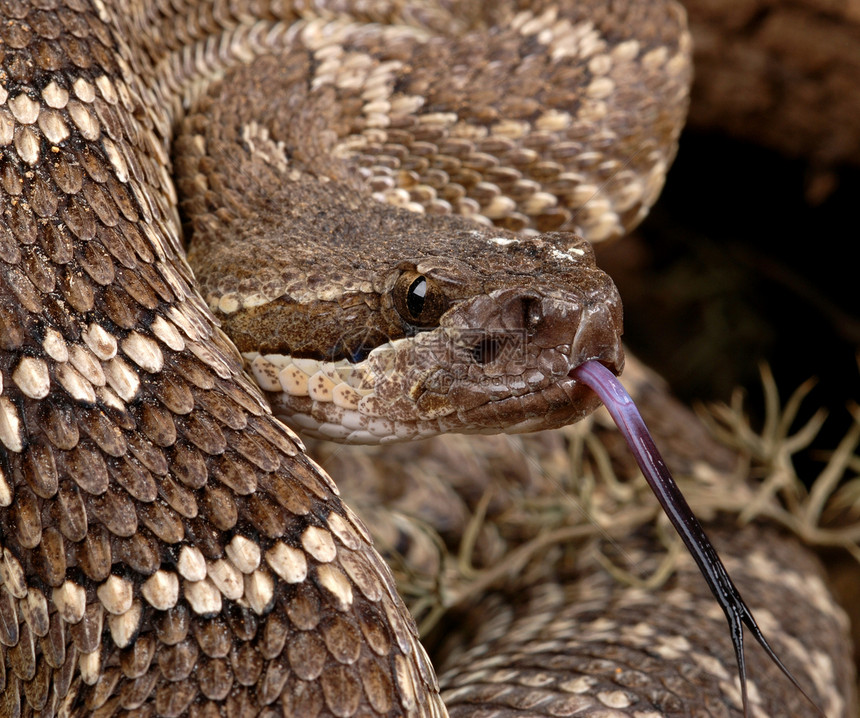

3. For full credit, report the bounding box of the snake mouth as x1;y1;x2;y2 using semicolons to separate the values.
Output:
450;300;625;435
453;366;616;435
252;287;624;441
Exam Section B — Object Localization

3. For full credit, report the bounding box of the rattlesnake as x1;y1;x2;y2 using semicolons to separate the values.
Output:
0;0;854;716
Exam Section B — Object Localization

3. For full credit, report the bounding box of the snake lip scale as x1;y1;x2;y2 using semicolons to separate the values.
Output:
0;0;844;715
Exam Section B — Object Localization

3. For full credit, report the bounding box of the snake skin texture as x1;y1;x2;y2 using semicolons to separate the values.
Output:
0;0;854;717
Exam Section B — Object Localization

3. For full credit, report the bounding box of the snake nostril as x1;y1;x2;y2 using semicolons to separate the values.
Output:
522;296;543;334
472;337;502;365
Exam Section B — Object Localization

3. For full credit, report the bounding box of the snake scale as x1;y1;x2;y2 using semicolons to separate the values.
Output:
0;0;855;716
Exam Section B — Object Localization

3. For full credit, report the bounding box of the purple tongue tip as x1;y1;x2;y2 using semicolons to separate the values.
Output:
571;360;823;717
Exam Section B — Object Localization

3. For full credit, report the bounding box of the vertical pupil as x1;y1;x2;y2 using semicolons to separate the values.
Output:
406;276;427;318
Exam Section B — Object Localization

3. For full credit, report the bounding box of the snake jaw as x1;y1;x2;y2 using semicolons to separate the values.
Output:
239;230;627;442
251;268;625;442
418;279;625;434
567;301;626;376
437;289;625;434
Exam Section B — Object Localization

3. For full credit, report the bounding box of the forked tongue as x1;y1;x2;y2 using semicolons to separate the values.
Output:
571;360;824;717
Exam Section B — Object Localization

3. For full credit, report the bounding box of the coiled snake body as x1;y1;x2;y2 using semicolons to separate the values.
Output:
0;0;853;716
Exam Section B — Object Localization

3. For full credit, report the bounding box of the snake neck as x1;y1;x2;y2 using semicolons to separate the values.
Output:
169;4;690;442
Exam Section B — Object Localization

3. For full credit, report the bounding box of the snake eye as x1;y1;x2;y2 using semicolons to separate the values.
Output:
393;271;447;328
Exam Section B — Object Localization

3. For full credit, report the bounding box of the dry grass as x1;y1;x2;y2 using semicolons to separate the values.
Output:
385;365;860;637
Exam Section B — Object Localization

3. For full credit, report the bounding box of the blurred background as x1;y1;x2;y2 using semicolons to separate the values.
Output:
594;0;860;690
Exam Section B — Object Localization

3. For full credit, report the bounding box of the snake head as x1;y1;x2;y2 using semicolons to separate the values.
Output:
238;228;623;442
372;233;624;437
